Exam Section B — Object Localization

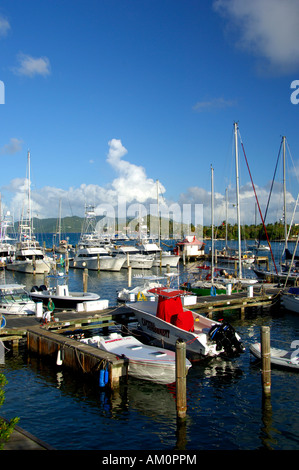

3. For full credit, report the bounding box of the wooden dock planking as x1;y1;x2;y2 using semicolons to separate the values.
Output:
26;325;128;388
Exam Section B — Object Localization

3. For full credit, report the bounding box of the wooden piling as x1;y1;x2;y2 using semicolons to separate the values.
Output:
261;326;271;396
175;340;187;419
83;268;88;293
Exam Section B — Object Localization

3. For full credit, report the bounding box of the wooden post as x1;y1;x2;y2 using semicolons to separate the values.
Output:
65;251;69;273
97;254;100;271
127;265;132;287
83;268;88;293
261;326;271;396
176;340;187;419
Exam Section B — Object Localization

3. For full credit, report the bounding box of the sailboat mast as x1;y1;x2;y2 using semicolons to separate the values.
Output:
27;150;32;241
283;136;288;250
234;122;242;279
211;165;214;284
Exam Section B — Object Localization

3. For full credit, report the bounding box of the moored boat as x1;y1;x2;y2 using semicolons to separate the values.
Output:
30;273;101;309
81;331;192;384
281;287;299;313
250;342;299;371
127;287;245;361
0;283;37;315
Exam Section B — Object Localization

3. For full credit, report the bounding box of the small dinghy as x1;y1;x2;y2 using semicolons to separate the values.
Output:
81;332;192;384
250;343;299;371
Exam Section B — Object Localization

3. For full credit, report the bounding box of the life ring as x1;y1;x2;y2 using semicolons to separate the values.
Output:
47;299;55;311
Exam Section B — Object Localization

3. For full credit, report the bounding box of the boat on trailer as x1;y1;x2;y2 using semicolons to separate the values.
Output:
127;287;245;361
81;331;192;384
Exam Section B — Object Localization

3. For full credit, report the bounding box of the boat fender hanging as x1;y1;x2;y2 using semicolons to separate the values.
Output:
56;349;63;366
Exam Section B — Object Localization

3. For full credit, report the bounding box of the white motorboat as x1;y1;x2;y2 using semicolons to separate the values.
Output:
107;245;154;269
281;287;299;313
137;241;180;267
69;205;125;272
69;245;125;271
127;287;245;361
117;274;171;302
250;343;299;371
30;273;100;309
81;331;192;384
0;283;37;315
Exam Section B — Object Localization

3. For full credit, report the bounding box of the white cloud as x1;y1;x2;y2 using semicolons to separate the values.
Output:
13;53;51;77
106;138;165;203
0;138;23;155
0;16;10;37
213;0;299;73
193;97;236;112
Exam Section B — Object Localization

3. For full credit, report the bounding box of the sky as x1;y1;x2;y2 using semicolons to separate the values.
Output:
0;0;299;230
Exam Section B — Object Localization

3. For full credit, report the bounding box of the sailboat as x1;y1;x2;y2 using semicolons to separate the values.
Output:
6;151;54;275
252;136;299;283
182;127;257;297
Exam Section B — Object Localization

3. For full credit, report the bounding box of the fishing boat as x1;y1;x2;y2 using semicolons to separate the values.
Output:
0;283;37;315
6;152;54;275
107;245;154;269
30;273;100;309
127;287;245;361
69;205;125;272
250;343;299;371
80;331;192;384
136;240;180;267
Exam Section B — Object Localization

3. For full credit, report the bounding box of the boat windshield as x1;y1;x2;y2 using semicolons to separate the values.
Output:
0;289;31;302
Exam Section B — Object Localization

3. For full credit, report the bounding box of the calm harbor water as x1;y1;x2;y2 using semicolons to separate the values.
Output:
1;235;299;450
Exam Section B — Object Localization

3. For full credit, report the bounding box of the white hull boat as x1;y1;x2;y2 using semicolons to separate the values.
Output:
107;245;154;269
118;275;167;302
0;283;37;315
250;343;299;371
6;248;54;274
81;332;192;384
69;247;125;271
6;151;54;275
30;273;100;309
281;287;299;313
127;287;245;361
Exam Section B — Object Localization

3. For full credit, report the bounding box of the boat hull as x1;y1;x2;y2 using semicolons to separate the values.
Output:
30;291;100;309
81;333;191;384
69;256;125;271
281;293;299;313
250;343;299;371
127;300;219;360
6;260;53;274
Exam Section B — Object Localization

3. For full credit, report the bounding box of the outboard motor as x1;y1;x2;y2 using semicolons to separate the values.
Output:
209;321;245;356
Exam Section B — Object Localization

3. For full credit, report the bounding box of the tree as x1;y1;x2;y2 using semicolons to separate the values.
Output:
0;373;19;449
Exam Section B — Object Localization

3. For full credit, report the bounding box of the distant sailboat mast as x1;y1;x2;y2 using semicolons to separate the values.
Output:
234;122;242;279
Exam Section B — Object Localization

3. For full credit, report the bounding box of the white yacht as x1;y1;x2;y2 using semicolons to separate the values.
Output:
0;283;37;315
69;205;125;272
6;152;54;275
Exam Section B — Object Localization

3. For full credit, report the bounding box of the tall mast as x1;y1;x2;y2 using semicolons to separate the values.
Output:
27;150;32;241
211;165;214;284
234;122;242;279
282;136;288;250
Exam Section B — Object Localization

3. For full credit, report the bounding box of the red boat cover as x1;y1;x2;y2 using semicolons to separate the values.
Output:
156;293;194;332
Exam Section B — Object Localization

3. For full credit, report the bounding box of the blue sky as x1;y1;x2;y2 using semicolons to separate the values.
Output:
0;0;299;228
